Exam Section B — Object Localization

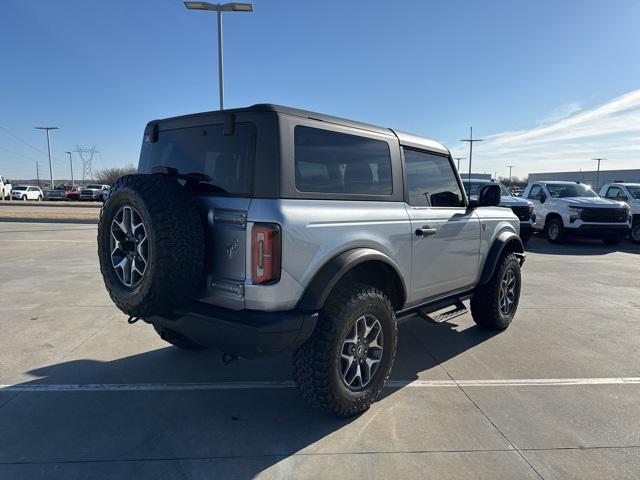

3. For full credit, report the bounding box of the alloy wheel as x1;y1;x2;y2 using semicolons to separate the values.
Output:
340;314;384;390
110;205;149;288
499;268;517;315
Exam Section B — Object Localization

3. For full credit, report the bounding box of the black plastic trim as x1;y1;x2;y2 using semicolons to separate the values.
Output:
479;230;525;285
148;302;318;358
296;248;407;311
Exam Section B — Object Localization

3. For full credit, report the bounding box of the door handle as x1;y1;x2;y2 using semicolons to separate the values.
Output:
415;227;437;237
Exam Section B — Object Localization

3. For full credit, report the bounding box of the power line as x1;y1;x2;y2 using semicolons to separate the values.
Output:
0;126;48;155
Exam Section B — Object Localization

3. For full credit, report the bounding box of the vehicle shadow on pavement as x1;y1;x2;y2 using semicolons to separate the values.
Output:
525;235;639;255
0;318;499;479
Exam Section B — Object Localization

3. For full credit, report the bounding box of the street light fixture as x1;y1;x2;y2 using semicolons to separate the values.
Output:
184;2;254;110
35;127;58;189
65;151;75;187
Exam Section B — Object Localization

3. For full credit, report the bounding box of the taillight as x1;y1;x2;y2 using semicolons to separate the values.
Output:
251;223;281;284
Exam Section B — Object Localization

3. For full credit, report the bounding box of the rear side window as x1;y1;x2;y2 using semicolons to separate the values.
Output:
139;123;256;195
403;148;463;207
294;126;392;195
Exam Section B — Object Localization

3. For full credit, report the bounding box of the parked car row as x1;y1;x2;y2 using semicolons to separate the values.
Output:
0;183;110;202
463;178;638;246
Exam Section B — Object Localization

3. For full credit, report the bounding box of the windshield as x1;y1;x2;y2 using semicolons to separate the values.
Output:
627;186;640;199
139;123;256;196
546;183;598;198
13;186;26;191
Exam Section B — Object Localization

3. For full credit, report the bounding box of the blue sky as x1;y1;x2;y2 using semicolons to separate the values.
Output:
1;0;639;181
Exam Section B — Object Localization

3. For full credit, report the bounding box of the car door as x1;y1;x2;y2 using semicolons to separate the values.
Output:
26;187;35;200
403;148;481;302
527;184;546;228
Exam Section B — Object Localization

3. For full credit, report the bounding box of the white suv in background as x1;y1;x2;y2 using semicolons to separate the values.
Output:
11;185;43;201
524;181;630;245
600;182;640;244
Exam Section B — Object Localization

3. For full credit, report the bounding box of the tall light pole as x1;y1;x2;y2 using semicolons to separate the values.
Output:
461;127;483;194
506;165;515;186
454;157;466;172
65;151;75;186
592;158;605;190
184;2;254;110
35;127;58;189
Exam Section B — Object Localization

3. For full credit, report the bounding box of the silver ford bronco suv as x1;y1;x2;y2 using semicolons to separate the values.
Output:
97;104;525;417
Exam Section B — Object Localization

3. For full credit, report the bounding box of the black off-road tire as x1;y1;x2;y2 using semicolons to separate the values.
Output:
292;283;397;417
545;217;566;244
97;174;205;318
632;223;640;245
471;252;521;330
153;324;206;351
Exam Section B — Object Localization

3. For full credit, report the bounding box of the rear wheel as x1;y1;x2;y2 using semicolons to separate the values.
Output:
37;195;42;201
293;283;397;417
545;217;565;244
471;252;521;330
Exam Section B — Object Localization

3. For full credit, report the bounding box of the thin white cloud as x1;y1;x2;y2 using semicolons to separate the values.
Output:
538;102;582;125
453;89;640;176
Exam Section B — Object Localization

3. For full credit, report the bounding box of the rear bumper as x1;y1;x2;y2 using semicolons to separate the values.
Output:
568;224;630;239
147;302;318;358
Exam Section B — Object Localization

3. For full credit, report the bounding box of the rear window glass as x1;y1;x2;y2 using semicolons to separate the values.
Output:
294;126;392;195
139;123;256;195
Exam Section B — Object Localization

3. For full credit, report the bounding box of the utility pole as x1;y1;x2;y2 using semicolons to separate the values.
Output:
35;126;59;189
506;165;515;186
460;127;483;194
66;151;75;186
184;2;254;110
36;162;40;188
454;157;466;172
592;158;605;190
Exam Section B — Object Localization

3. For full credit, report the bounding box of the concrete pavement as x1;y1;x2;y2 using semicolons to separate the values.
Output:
0;223;638;479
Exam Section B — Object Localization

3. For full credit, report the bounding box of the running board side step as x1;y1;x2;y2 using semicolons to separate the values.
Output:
418;300;468;323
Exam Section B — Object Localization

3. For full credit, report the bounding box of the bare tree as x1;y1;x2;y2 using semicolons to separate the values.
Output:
94;165;138;186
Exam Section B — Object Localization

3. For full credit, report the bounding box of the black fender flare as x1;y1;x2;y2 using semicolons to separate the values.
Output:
478;230;525;285
297;248;407;311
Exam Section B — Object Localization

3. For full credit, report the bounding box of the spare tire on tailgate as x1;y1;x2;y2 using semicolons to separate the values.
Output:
97;174;205;318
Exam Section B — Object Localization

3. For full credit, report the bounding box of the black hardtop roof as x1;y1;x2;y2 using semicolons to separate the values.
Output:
148;104;449;153
150;104;389;135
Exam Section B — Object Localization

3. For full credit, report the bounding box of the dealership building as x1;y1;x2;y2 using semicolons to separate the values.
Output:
528;169;640;190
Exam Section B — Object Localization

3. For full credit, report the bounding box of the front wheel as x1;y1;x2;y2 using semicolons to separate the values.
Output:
293;283;397;417
22;195;27;201
546;218;566;244
471;252;522;330
37;195;42;201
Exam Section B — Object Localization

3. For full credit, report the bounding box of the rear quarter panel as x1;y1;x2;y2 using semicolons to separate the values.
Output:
246;199;412;311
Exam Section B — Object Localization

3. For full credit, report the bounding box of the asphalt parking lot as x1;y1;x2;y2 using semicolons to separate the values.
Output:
0;222;639;479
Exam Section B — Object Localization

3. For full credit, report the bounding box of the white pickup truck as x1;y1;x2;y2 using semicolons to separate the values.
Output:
524;181;631;245
600;182;640;244
0;175;11;200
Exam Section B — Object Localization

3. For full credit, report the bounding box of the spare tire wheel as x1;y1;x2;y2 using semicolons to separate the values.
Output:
97;174;205;318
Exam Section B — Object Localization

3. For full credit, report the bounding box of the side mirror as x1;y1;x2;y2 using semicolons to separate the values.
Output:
478;184;501;207
538;192;547;203
617;195;629;202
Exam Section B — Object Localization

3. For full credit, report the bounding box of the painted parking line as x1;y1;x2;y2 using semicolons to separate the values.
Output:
1;377;639;392
0;239;94;243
